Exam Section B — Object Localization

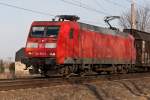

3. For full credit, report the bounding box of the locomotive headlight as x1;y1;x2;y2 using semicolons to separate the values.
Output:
52;52;55;56
45;43;56;48
27;42;38;48
49;52;56;56
28;51;32;55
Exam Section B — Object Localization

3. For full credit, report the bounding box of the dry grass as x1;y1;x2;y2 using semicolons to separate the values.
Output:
0;60;33;79
0;60;15;79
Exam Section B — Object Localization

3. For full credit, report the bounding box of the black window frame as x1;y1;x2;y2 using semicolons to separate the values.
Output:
45;26;60;37
30;26;45;38
30;26;60;38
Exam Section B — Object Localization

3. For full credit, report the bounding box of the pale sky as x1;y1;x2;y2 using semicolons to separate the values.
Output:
0;0;148;60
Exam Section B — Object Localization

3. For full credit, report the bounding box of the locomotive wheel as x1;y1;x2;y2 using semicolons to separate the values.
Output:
78;64;91;76
79;71;86;77
29;69;34;74
128;64;134;73
118;65;128;74
40;69;49;77
111;65;117;74
59;65;78;77
59;66;70;77
64;66;70;75
29;65;39;74
40;65;50;77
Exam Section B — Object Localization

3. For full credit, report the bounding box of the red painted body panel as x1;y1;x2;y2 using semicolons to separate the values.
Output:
25;21;136;65
56;22;80;63
78;29;136;64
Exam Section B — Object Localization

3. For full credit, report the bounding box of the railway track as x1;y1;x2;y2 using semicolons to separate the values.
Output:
0;77;66;91
0;72;150;91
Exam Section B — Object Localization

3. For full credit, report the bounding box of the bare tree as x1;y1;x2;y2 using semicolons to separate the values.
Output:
119;4;150;32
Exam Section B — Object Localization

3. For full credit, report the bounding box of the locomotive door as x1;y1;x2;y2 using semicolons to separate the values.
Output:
65;27;74;62
68;27;75;59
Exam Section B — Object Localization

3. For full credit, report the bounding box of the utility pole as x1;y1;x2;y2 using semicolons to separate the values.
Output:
131;0;136;29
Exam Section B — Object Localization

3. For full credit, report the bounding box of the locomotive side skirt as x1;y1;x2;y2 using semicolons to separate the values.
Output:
64;58;134;64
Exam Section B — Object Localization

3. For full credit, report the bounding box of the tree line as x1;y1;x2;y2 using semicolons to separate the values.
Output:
119;3;150;32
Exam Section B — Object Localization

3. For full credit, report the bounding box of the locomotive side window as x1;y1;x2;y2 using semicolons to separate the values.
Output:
70;28;74;39
31;26;45;37
46;26;60;37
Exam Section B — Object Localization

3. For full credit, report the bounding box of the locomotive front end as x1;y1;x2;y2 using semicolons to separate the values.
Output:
24;22;60;74
25;26;59;58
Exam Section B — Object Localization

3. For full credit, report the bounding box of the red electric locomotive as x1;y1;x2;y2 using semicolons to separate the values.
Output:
15;15;136;76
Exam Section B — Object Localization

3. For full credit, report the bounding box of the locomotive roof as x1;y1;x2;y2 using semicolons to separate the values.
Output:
32;21;129;37
79;22;129;37
124;29;150;41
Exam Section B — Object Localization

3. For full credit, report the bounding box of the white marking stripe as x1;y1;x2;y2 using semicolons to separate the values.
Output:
45;43;56;48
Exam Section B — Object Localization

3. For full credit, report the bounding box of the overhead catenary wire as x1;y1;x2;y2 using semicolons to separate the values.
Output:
105;0;126;8
0;1;104;25
0;2;55;16
126;0;131;3
60;0;110;16
72;0;107;11
94;0;108;11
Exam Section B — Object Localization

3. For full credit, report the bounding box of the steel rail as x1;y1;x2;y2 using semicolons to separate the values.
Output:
0;72;150;91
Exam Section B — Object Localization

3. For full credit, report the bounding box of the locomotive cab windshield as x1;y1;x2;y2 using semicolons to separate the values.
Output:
46;26;60;37
31;26;60;38
31;26;44;37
